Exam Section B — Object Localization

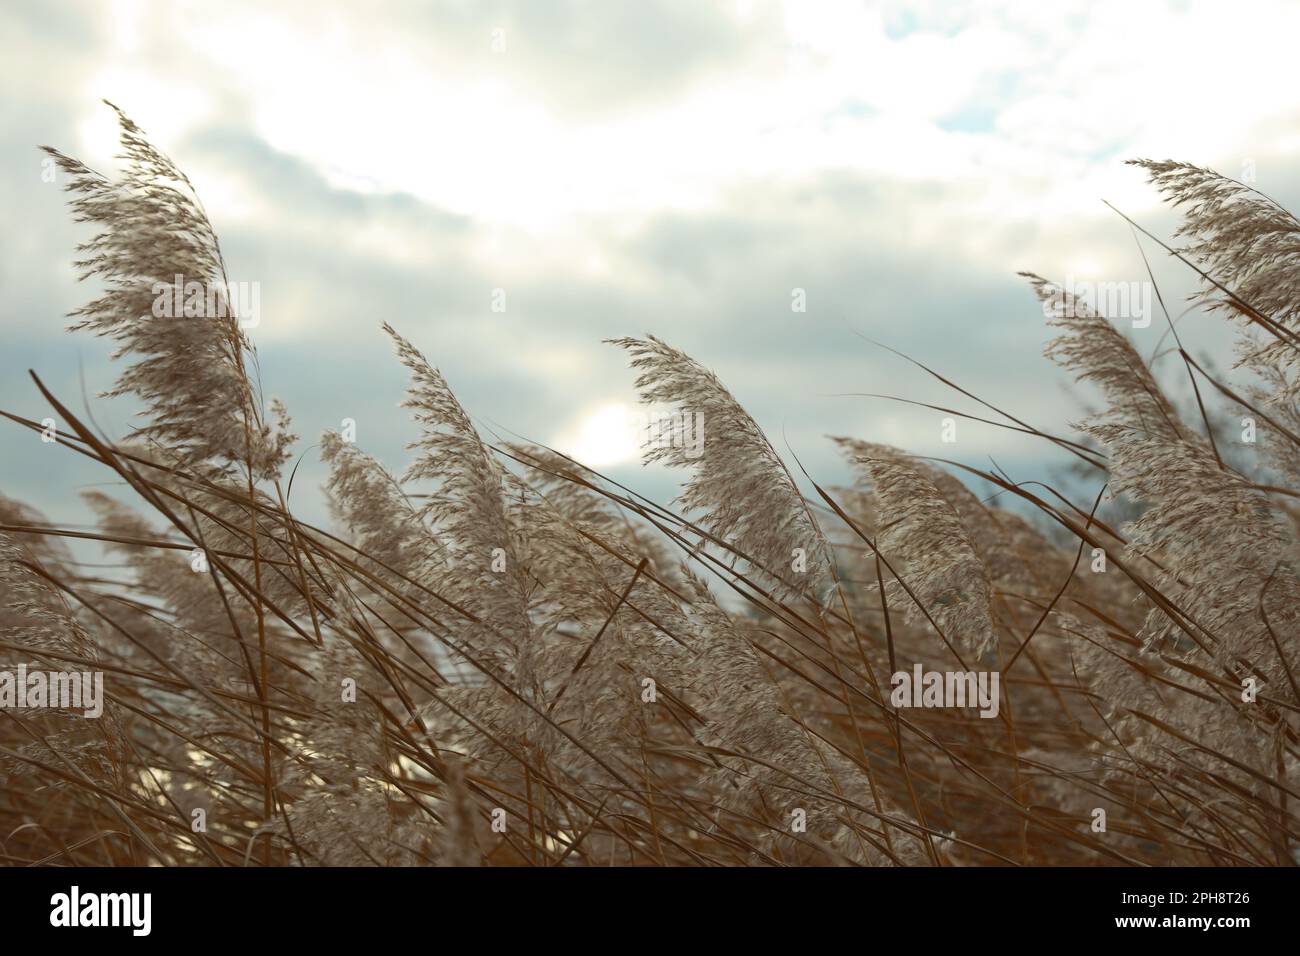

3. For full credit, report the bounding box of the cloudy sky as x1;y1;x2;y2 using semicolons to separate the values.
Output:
5;0;1300;531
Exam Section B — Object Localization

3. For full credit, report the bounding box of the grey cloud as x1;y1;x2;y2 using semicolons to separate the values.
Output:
184;126;472;236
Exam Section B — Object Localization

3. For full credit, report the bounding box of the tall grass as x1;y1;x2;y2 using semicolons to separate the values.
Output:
2;106;1298;866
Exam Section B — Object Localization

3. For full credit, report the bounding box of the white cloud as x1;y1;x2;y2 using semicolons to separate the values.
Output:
60;0;1300;267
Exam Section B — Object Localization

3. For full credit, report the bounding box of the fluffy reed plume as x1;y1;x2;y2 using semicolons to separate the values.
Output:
0;498;125;796
1028;272;1189;443
3;104;1299;867
383;323;532;665
320;429;447;599
831;439;995;656
1130;159;1300;493
39;102;292;479
1130;159;1300;341
609;335;834;606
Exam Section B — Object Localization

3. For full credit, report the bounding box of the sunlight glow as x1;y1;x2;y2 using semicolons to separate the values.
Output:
555;403;642;469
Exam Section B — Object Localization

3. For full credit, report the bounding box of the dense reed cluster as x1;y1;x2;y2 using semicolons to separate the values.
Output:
3;108;1298;866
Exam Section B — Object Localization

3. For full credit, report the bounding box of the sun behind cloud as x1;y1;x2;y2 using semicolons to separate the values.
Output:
554;401;644;468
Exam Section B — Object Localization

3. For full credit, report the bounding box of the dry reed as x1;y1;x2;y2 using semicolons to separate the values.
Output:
2;107;1298;867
